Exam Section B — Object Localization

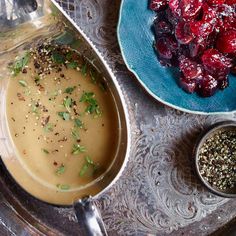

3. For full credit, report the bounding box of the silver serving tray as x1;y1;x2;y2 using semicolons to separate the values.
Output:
0;0;235;235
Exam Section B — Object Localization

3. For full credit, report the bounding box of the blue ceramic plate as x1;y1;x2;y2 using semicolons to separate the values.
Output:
117;0;236;114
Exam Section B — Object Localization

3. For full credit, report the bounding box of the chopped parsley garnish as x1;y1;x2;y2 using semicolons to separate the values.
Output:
51;90;59;97
68;61;78;69
72;144;86;155
85;156;94;165
49;90;59;101
44;123;54;132
80;92;95;102
66;51;73;60
63;97;72;112
56;184;70;190
56;164;65;175
64;86;76;94
71;129;80;140
81;63;87;76
71;39;81;49
74;118;83;128
79;163;89;177
58;111;70;121
52;52;65;64
10;52;30;76
90;70;97;84
79;156;98;177
18;80;28;87
80;92;101;115
31;104;38;113
23;88;31;96
42;148;49;154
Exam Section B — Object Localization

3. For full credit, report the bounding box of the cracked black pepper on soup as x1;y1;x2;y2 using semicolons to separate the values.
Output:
6;42;119;202
198;129;236;191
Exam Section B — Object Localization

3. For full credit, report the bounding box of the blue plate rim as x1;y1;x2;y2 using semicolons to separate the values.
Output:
117;0;236;115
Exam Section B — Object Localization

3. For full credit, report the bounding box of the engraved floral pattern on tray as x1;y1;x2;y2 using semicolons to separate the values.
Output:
54;0;236;235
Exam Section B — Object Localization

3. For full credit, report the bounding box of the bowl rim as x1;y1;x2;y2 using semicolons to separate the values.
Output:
193;120;236;198
117;0;236;115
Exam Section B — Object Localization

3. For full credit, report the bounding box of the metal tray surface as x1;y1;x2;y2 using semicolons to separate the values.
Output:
0;0;235;235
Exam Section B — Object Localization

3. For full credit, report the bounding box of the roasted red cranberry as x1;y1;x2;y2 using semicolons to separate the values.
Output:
179;57;203;79
189;42;201;57
207;0;225;5
167;35;178;51
225;0;236;4
220;15;236;32
180;0;203;20
166;8;179;26
190;31;218;57
188;39;207;57
190;4;217;36
155;35;178;59
154;19;172;35
150;0;236;97
202;48;232;75
190;21;214;38
169;0;181;17
207;30;218;45
216;30;236;54
178;44;190;57
175;21;194;44
216;5;236;32
149;0;169;11
155;37;173;59
179;76;197;93
198;74;218;97
217;4;235;16
201;4;218;23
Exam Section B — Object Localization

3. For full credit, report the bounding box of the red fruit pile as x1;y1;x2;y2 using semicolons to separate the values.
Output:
150;0;236;97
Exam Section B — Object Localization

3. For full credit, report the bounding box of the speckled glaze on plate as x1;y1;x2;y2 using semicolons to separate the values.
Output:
117;0;236;115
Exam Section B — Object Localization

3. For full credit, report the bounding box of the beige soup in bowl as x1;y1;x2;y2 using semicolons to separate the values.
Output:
3;42;120;205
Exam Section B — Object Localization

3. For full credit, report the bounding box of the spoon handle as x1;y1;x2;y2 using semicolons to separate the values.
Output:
74;196;108;236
